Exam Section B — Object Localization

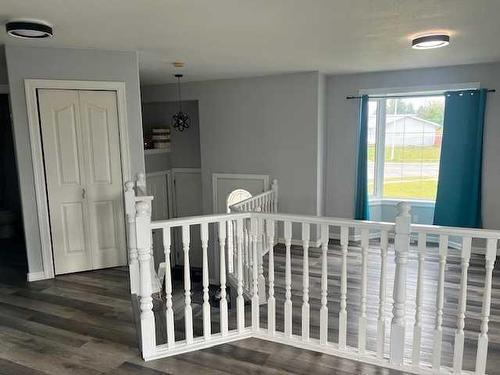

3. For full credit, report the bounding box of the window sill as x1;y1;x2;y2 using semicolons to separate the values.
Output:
369;198;435;208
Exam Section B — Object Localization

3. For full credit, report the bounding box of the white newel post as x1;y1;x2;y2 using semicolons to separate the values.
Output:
390;202;411;365
475;238;498;374
136;200;156;358
271;179;278;213
125;181;139;294
136;172;147;196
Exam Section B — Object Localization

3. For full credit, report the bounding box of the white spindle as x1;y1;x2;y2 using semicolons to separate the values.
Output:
452;236;471;372
201;223;211;340
390;202;411;365
244;222;250;290
358;228;369;353
266;219;276;335
218;221;228;336
227;220;234;273
302;223;310;341
475;238;497;375
163;227;175;348
432;235;448;370
339;226;348;349
377;230;388;359
251;217;260;331
411;232;427;366
124;181;139;294
182;225;193;344
136;201;156;357
320;224;329;345
284;221;292;337
236;219;245;332
258;218;266;304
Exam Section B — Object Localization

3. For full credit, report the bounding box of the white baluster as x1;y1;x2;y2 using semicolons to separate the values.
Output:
124;181;139;294
390;202;411;365
302;223;310;341
358;228;369;353
271;179;278;213
453;236;471;372
236;219;245;332
432;235;448;370
267;219;276;335
163;227;175;348
244;221;250;290
377;230;388;359
339;226;348;349
284;221;293;337
251;217;260;331
227;220;234;273
257;218;266;304
219;221;228;336
411;232;426;367
201;222;211;340
320;224;329;345
182;225;193;344
475;238;497;375
136;201;155;358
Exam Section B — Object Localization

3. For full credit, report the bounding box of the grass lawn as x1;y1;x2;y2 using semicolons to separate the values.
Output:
384;178;437;200
368;145;441;163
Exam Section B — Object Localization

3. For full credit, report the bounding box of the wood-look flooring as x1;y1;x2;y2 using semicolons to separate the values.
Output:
0;262;404;374
0;237;499;374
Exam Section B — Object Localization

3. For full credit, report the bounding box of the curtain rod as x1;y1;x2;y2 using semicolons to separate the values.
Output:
346;89;496;100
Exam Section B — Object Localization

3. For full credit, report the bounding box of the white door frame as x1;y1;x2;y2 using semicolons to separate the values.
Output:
212;173;270;214
25;79;131;281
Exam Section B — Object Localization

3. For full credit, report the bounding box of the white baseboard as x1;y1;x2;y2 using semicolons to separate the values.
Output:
27;271;48;282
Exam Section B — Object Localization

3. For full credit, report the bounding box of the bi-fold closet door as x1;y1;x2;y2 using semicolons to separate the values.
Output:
38;89;126;275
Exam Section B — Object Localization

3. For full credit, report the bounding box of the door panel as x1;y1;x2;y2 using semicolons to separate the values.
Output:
38;89;126;275
79;90;126;270
39;90;92;274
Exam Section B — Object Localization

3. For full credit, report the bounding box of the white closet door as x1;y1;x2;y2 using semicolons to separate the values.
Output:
38;89;126;274
79;90;126;270
39;90;91;274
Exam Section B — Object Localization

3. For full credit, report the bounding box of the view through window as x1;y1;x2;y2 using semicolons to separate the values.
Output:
368;95;445;201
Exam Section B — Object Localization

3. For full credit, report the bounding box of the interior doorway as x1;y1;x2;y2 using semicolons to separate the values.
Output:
0;93;28;284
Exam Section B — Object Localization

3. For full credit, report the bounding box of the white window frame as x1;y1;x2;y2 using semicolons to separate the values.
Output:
365;83;480;204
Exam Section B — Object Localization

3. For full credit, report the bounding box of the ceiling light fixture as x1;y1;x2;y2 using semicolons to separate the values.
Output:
412;34;450;49
172;74;190;132
5;20;53;39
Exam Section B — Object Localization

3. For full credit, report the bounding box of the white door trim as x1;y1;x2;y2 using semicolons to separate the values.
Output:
25;79;131;280
212;173;269;214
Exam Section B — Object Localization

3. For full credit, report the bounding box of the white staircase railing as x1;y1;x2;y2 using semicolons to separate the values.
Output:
125;180;499;374
227;179;278;302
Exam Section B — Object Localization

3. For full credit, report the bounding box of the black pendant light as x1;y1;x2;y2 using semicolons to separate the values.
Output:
172;74;190;132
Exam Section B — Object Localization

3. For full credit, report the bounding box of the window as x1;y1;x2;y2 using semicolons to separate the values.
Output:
226;189;252;213
368;95;445;201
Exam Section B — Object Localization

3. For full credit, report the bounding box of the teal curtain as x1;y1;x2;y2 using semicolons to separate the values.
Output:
354;95;369;220
433;89;487;228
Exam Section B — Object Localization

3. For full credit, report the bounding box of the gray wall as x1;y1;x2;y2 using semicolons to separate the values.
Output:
5;45;144;274
326;62;500;229
142;100;201;173
142;72;325;218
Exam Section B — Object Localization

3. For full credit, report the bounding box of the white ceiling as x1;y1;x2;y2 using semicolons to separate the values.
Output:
1;0;500;85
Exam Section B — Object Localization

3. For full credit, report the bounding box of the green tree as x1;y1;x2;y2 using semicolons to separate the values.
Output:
386;99;415;115
416;100;444;125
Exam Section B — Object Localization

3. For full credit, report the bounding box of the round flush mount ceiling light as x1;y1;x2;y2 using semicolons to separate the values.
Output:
5;20;53;39
412;34;450;49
